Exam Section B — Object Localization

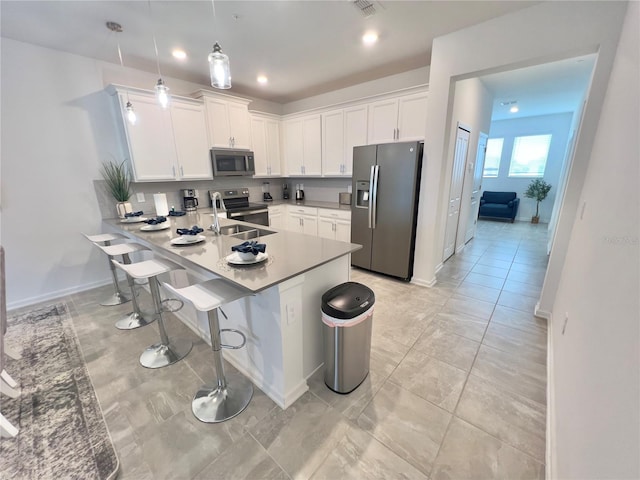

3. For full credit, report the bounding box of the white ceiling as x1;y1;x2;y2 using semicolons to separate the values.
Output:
0;0;539;103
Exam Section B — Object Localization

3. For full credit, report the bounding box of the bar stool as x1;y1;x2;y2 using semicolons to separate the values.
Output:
112;257;192;368
83;233;130;306
95;242;155;330
163;279;253;423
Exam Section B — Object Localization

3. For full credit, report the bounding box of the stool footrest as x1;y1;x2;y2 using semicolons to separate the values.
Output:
220;328;247;350
161;298;184;313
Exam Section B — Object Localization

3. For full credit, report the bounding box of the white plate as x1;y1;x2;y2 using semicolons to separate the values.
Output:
226;252;269;265
170;234;206;245
120;216;147;223
140;222;170;231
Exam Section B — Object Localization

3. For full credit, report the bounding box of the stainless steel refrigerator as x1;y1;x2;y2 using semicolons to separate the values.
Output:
351;141;423;280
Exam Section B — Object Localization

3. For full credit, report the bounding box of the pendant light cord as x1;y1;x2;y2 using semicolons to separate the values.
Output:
115;39;132;103
148;0;163;78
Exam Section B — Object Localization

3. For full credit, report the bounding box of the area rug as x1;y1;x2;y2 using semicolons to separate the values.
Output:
0;303;119;480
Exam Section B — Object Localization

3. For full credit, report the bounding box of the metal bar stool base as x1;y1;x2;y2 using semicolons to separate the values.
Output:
115;311;156;330
192;373;253;423
100;291;131;307
140;338;192;369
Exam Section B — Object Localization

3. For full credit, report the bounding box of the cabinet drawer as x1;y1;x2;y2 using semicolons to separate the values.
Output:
317;208;351;221
288;206;317;216
268;205;284;215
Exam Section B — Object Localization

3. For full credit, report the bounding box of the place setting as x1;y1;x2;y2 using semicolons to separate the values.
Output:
224;240;270;267
120;211;147;223
140;216;171;231
170;226;206;246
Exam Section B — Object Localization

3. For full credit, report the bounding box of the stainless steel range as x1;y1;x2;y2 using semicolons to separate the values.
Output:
209;187;269;226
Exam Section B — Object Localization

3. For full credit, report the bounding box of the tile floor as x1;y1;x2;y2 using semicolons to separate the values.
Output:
18;220;549;479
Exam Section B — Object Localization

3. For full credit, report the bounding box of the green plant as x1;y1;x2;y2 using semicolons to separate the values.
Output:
524;179;552;218
100;160;131;202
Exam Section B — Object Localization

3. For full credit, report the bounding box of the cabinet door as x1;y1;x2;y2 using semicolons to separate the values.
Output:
228;102;251;149
302;115;322;176
122;93;177;181
284;119;304;176
367;98;398;144
322;109;344;176
265;120;282;176
317;217;335;239
204;97;231;147
397;93;428;141
343;105;368;176
250;116;269;176
171;101;212;179
269;211;285;229
335;219;351;242
302;214;318;236
287;212;304;233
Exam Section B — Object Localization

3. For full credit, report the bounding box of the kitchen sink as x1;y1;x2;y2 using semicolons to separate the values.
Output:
219;224;276;240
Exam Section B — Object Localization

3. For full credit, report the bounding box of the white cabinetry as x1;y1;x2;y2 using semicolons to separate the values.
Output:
367;92;428;144
113;89;211;182
268;205;285;229
287;206;318;236
321;105;367;177
197;92;251;149
317;209;351;242
283;115;322;176
250;113;282;176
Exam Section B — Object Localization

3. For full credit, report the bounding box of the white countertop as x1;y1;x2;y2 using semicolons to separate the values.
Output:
104;209;361;293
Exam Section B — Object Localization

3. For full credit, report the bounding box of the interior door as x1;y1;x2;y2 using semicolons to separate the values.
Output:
443;126;470;261
464;132;488;243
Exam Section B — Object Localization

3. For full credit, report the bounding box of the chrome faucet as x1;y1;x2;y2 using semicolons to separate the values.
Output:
209;191;226;234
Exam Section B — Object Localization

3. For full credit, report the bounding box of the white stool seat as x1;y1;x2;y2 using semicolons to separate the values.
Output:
113;258;183;279
163;279;250;312
83;232;126;244
98;242;149;257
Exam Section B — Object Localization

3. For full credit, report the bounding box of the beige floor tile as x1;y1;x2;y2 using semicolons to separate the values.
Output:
431;418;545;480
472;344;547;405
463;272;506;290
310;425;428;480
443;294;496;320
456;375;546;462
455;282;502;304
357;381;451;475
507;269;545;287
413;324;481;371
482;322;547;366
491;305;547;335
502;278;542;297
430;311;488;342
497;291;539;313
389;348;467;412
471;263;510;279
476;257;513;270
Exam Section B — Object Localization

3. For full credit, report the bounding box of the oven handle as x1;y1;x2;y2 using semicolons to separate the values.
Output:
228;209;269;218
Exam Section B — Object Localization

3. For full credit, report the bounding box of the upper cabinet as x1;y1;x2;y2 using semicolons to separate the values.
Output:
368;92;428;144
111;88;211;182
250;113;282;177
195;91;251;150
322;105;367;176
283;114;322;176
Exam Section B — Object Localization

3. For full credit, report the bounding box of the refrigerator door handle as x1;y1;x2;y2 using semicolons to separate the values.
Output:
368;165;375;228
371;164;380;229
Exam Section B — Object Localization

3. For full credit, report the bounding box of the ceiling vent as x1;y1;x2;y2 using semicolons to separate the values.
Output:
353;0;377;18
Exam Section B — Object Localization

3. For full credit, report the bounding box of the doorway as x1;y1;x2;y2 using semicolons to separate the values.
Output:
443;124;470;261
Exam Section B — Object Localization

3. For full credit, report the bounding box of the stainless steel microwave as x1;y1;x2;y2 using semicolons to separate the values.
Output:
210;148;255;176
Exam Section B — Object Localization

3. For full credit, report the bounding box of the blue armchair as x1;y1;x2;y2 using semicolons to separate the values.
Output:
478;191;520;223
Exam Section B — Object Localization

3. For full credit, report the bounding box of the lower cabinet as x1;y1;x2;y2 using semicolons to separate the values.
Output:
288;206;318;236
268;205;285;229
273;204;351;240
317;209;351;242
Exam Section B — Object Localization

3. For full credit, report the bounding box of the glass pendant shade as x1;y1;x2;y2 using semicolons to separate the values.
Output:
155;78;170;109
208;42;231;89
125;101;137;125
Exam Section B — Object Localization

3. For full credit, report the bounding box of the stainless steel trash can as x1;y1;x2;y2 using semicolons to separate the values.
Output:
322;282;375;393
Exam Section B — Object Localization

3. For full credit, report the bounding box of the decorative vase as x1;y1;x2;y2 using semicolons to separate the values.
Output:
116;202;133;218
531;216;540;224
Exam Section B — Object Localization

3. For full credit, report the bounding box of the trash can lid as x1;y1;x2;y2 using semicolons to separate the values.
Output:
321;282;375;320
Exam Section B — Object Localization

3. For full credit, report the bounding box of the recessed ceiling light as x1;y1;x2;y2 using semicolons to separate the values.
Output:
172;49;187;60
510;105;519;113
257;75;268;85
362;31;378;46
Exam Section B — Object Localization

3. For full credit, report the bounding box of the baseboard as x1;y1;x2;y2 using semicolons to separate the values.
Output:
7;278;112;311
546;312;555;479
535;301;551;320
411;276;437;288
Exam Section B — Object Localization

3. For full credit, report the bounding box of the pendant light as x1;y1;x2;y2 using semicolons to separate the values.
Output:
148;0;170;109
107;21;137;125
208;1;231;89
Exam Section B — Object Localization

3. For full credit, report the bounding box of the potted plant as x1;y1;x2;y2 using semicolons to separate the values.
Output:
100;160;132;218
524;179;552;224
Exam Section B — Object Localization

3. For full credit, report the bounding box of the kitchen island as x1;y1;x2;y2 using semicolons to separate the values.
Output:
103;210;361;408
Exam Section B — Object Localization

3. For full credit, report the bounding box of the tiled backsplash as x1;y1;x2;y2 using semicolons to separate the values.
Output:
94;177;351;218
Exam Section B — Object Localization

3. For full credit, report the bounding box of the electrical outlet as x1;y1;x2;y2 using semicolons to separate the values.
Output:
136;192;145;202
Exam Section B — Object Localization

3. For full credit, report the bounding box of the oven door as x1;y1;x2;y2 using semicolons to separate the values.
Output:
227;208;269;226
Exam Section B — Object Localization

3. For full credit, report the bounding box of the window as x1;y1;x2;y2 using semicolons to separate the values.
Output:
482;138;504;177
508;134;552;177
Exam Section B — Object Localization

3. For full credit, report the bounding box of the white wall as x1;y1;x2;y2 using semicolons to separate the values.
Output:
412;0;627;289
483;112;573;222
549;1;639;476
